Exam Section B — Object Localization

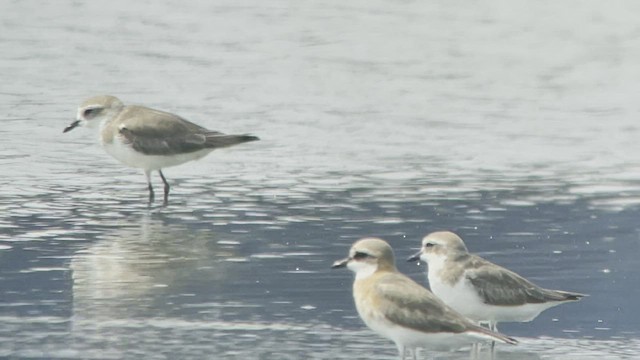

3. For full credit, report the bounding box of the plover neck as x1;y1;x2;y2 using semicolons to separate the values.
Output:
426;253;466;286
99;115;119;145
348;261;378;280
424;252;447;275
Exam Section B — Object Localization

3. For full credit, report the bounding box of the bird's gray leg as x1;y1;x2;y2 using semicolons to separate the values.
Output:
158;170;170;204
397;344;406;360
144;170;154;202
472;321;484;354
489;321;497;353
470;342;480;359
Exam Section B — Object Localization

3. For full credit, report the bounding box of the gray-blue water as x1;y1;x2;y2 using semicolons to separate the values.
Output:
1;1;639;359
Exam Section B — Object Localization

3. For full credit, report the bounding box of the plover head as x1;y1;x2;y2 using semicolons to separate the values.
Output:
64;95;124;133
332;238;396;280
408;231;468;264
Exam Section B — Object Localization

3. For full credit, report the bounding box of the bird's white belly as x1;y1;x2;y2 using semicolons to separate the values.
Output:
362;314;477;351
102;138;214;170
429;275;488;320
429;275;560;323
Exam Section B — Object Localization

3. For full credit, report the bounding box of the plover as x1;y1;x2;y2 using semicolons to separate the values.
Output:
64;95;259;203
332;238;517;359
408;231;586;334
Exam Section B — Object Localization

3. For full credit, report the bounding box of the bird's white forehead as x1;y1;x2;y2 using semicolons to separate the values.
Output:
422;235;440;245
77;102;101;116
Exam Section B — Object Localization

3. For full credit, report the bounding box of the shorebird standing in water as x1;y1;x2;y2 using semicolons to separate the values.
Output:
333;237;517;359
408;231;586;336
64;95;259;204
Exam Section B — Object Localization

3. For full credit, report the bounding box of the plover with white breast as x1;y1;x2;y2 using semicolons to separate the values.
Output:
64;95;259;203
407;231;586;334
332;238;517;359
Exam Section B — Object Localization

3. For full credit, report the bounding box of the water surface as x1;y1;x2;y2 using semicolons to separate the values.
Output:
1;1;639;359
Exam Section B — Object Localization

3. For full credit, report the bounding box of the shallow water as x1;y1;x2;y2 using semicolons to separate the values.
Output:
1;0;639;359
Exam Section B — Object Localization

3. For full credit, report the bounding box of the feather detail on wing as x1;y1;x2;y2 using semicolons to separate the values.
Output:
373;273;468;334
465;259;586;306
114;106;258;155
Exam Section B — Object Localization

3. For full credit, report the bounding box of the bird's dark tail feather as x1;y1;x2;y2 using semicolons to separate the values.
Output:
469;325;518;345
555;290;588;301
205;134;259;148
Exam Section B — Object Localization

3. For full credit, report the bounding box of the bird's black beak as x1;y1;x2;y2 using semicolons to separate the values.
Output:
407;250;422;262
331;257;349;269
63;120;81;133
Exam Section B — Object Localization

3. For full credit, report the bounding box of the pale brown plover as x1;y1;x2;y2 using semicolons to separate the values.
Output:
333;237;517;359
408;231;586;335
64;95;259;203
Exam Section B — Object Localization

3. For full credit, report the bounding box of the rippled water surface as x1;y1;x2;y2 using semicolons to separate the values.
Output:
2;1;640;359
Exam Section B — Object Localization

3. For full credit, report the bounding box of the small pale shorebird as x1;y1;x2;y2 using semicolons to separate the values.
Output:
408;231;586;335
332;238;517;360
63;95;259;203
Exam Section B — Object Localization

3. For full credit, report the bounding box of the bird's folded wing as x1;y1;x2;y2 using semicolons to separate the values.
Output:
466;267;555;305
374;275;468;334
116;106;213;155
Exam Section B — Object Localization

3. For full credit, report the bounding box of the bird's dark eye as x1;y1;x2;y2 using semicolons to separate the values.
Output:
352;251;370;260
425;243;435;248
83;108;101;118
